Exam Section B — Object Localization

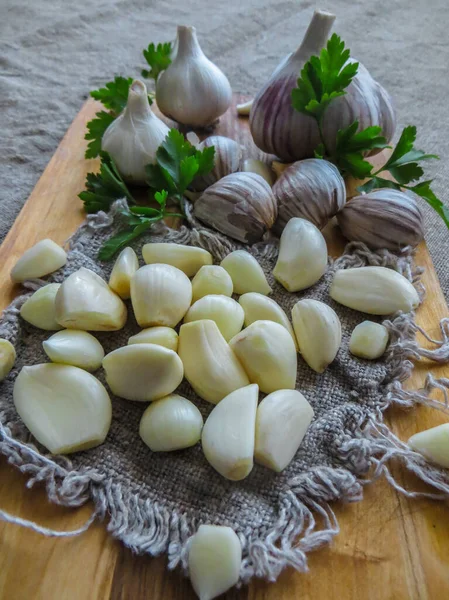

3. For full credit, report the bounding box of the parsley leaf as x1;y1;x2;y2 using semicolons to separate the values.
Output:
141;42;172;81
333;121;389;178
90;76;133;114
84;111;115;159
410;181;449;228
98;220;154;261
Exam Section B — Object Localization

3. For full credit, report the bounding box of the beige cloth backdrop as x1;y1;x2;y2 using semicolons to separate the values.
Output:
1;0;448;294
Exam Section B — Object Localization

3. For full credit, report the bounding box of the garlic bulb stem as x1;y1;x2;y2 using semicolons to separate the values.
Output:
293;10;335;58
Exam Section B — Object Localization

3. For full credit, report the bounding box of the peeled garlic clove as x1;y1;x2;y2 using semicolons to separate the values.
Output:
188;525;242;600
142;243;212;277
291;299;341;373
191;265;233;302
178;320;249;404
255;390;314;472
349;321;389;360
55;267;127;331
273;217;328;292
408;424;449;468
194;172;277;244
184;295;244;342
202;384;258;480
0;339;16;382
109;247;139;299
20;283;62;331
13;364;111;454
128;326;178;352
131;264;192;328
221;250;271;295
11;239;67;283
242;158;274;186
330;266;420;315
191;136;242;192
238;292;297;349
229;320;297;394
43;330;105;371
103;344;184;402
236;99;253;115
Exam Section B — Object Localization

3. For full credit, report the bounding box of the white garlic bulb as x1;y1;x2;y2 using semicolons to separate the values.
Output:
191;265;233;301
184;295;244;342
156;25;232;127
221;250;271;295
11;239;67;283
102;80;169;184
109;247;139;299
191;136;242;191
43;330;105;372
20;283;62;331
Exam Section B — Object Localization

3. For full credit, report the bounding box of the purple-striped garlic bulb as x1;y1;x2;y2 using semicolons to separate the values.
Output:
191;136;242;192
337;189;424;250
273;159;346;233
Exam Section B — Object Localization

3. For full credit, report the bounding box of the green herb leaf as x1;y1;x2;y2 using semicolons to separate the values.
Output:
154;190;168;210
84;111;115;159
195;146;216;177
356;177;401;194
409;181;449;228
142;42;172;81
98;221;152;261
90;76;133;114
129;206;162;217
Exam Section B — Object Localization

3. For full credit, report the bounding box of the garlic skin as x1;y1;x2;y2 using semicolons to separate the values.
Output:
103;343;184;402
43;330;105;372
291;299;341;373
184;295;244;341
337;189;424;251
13;364;111;455
109;247;139;299
20;283;62;331
11;239;67;283
221;250;271;295
236;99;253;115
188;525;242;600
178;320;249;404
273;218;328;292
330;266;420;315
242;159;275;186
191;265;233;302
128;327;179;352
131;264;192;328
201;384;258;481
408;424;449;468
194;172;278;244
0;339;16;382
139;394;203;452
142;243;212;277
229;320;297;394
156;25;232;127
273;159;346;232
55;268;127;331
255;390;314;472
349;321;389;360
191;136;242;191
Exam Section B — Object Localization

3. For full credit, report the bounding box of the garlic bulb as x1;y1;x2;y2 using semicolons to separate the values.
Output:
142;243;212;277
184;295;244;342
156;25;232;127
221;250;271;295
109;247;139;299
337;189;424;250
349;321;389;359
191;265;233;301
43;330;105;371
273;159;346;232
11;239;67;283
191;136;242;191
194;172;277;244
408;424;449;468
242;159;274;186
20;283;62;331
102;80;169;184
128;327;179;352
0;339;16;382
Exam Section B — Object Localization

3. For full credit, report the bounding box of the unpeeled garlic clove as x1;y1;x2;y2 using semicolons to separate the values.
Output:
229;320;297;393
408;424;449;468
0;339;16;382
20;283;62;331
43;330;105;371
142;243;212;277
131;264;192;328
255;389;314;472
191;265;233;302
330;266;420;315
236;99;253;115
55;267;127;331
109;247;139;299
128;326;178;352
184;295;244;342
291;299;341;373
11;239;67;283
191;136;242;192
242;158;274;186
188;525;242;600
201;384;258;480
349;321;389;359
221;250;271;295
139;394;203;452
103;344;184;402
273;217;328;292
13;364;111;454
178;320;249;404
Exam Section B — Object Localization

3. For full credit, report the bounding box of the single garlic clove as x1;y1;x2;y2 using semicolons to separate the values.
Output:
131;263;192;328
103;343;184;402
349;321;389;360
139;394;203;452
55;267;127;331
13;364;111;454
11;239;67;283
291;299;341;373
221;250;271;295
408;424;449;468
178;320;249;404
273;217;328;292
330;266;420;315
191;136;242;192
229;320;297;393
184;295;244;342
236;99;253;115
191;265;233;302
188;525;242;600
255;389;314;472
20;283;62;331
109;247;139;299
142;243;212;277
242;158;274;186
0;339;16;382
128;326;179;352
201;384;258;480
43;330;105;372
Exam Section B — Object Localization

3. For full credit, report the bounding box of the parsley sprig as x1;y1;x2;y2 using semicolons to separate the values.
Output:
141;42;173;81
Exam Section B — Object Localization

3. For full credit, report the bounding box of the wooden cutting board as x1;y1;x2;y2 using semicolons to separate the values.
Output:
1;95;449;600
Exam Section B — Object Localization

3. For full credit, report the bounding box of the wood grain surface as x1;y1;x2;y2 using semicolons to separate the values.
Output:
1;96;449;600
